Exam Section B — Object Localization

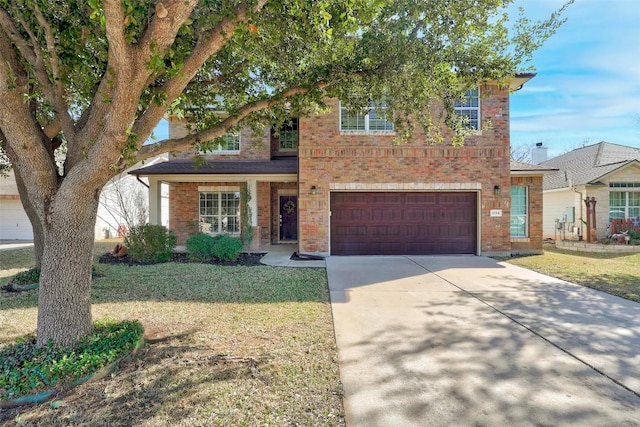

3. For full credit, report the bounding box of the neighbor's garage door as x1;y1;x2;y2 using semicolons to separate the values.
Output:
0;199;34;240
330;192;477;255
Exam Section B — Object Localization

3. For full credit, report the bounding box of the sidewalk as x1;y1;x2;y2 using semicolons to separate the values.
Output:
0;240;33;251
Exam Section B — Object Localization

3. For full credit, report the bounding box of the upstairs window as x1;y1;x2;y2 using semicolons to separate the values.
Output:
340;101;394;133
199;132;240;154
277;118;299;151
511;185;528;238
454;88;480;130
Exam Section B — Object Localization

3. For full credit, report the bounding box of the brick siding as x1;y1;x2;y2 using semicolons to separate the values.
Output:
298;84;513;255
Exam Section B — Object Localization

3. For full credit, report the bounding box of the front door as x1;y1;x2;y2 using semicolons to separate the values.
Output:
279;195;298;241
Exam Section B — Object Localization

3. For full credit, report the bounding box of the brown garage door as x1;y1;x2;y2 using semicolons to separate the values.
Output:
330;192;477;255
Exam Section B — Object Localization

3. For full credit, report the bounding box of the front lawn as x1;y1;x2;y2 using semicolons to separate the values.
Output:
506;243;640;302
0;243;344;426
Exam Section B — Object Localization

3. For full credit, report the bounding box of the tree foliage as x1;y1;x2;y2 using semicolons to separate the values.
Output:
0;0;571;346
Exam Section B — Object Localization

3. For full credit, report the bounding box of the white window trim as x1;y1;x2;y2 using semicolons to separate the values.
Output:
198;190;241;235
339;101;395;135
510;185;529;238
453;88;481;132
609;189;640;219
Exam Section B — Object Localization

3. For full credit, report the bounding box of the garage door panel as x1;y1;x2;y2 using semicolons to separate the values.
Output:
330;192;477;255
0;200;34;240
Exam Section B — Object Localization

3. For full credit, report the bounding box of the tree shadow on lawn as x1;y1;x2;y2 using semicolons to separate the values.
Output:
0;312;343;426
0;262;330;313
0;329;275;426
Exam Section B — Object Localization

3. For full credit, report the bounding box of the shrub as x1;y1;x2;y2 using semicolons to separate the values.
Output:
185;233;218;262
212;235;243;261
10;268;40;285
627;229;640;240
0;319;144;401
125;224;176;263
185;233;243;262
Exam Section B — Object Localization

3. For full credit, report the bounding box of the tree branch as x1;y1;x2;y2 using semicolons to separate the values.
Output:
33;3;60;85
103;0;131;73
135;81;326;163
0;5;74;145
0;7;37;65
133;1;268;153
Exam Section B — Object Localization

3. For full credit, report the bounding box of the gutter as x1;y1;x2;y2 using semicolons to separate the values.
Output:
136;176;149;189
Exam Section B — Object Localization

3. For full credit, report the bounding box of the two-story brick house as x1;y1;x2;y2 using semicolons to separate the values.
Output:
131;75;554;256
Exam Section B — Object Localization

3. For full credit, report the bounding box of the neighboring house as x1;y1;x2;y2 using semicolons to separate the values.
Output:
537;142;640;240
0;171;32;240
0;155;168;241
132;75;552;256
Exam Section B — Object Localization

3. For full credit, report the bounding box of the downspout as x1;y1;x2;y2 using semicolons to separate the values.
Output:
136;176;150;189
573;187;583;240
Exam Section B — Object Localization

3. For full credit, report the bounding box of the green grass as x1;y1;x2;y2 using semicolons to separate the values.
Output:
506;243;640;302
0;242;344;426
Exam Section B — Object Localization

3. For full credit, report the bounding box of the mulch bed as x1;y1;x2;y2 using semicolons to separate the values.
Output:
98;252;267;267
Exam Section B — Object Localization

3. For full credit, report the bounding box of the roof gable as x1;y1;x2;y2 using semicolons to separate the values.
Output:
541;142;640;190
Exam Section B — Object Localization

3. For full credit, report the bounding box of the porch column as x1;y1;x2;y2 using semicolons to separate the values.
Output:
148;177;162;225
247;179;258;226
247;179;260;251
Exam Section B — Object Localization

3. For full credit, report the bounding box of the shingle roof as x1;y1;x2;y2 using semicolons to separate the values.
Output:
129;157;298;176
540;141;640;190
510;161;558;174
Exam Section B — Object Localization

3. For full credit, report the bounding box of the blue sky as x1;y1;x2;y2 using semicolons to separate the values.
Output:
509;0;640;158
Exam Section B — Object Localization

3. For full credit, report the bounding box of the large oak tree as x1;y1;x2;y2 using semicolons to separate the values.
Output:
0;0;570;346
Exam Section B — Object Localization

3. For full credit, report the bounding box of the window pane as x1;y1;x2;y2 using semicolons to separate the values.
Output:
368;104;394;131
278;118;299;150
199;191;240;235
610;191;625;208
220;132;240;151
510;186;528;237
454;88;480;130
341;107;366;131
511;216;526;237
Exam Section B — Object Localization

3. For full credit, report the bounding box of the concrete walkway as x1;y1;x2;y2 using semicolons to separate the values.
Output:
258;244;325;268
0;240;33;251
327;255;640;426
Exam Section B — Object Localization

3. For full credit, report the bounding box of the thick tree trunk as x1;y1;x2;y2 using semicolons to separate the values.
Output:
36;190;100;347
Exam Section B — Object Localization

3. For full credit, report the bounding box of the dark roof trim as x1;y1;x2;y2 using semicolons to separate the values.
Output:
129;157;298;176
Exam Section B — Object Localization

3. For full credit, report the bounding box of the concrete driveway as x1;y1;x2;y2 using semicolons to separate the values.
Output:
327;255;640;426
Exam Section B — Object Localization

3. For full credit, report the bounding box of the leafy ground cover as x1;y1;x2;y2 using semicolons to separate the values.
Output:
505;243;640;302
0;320;143;403
0;242;344;426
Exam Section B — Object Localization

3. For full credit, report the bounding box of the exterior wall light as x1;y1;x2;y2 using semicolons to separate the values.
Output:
310;185;318;195
493;185;501;195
